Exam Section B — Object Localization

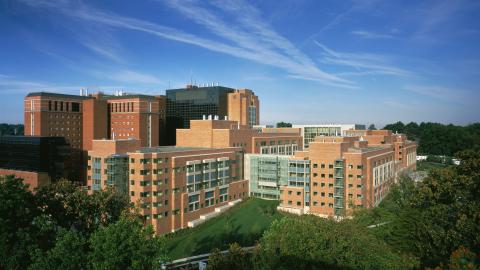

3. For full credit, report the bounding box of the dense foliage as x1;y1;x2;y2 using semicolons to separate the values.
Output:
0;177;168;270
0;123;23;136
383;121;480;155
276;122;292;128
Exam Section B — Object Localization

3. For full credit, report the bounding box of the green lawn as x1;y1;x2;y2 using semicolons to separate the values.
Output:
165;198;284;260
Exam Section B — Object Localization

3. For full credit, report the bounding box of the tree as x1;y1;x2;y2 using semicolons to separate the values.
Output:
35;180;130;234
208;243;252;270
89;215;168;270
368;124;377;130
385;150;480;268
0;175;40;269
254;215;411;270
276;122;292;128
29;229;89;270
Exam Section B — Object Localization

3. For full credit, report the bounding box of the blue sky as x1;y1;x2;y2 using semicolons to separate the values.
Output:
1;0;479;126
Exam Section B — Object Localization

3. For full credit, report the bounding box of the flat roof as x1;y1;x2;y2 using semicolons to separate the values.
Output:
133;146;222;154
26;92;91;100
348;146;388;153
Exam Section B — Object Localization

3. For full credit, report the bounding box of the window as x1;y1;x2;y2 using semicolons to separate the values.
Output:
321;164;325;168
328;174;333;178
321;174;325;178
321;192;325;197
288;200;292;205
328;193;333;198
357;194;363;199
313;164;318;168
357;165;363;169
357;175;362;179
313;201;318;206
321;183;325;187
296;191;301;196
130;169;135;174
357;184;363;189
313;192;318;196
288;191;292;195
329;164;333;169
313;173;318;177
296;201;301;206
313;182;318;187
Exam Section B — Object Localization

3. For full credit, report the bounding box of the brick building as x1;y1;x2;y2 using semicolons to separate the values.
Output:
277;133;416;217
176;119;302;155
227;89;259;127
24;91;166;182
87;139;248;235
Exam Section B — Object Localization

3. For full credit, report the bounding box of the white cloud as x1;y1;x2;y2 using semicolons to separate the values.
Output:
315;42;411;77
403;84;472;103
0;74;122;95
106;70;163;85
351;30;394;39
18;0;355;88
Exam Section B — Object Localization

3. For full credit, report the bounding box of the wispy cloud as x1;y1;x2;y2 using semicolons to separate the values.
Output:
314;41;411;77
0;74;133;95
81;41;124;63
404;84;473;103
351;30;394;39
105;70;163;85
18;0;355;88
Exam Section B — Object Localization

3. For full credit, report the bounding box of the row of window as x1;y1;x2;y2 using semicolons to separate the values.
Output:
312;173;363;179
312;163;363;169
47;100;81;112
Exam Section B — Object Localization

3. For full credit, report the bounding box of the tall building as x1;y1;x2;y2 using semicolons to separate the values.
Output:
165;85;235;145
227;89;259;127
87;139;248;235
24;91;167;182
292;124;366;148
106;94;163;147
176;119;302;155
0;136;71;189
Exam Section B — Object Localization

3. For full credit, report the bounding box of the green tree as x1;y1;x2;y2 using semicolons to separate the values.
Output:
368;124;377;130
29;229;89;270
276;122;292;128
386;150;480;268
35;180;130;234
255;215;412;270
0;175;40;269
89;215;168;270
208;243;252;270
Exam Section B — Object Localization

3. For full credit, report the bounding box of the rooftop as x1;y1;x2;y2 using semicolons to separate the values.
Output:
134;146;222;154
26;92;91;100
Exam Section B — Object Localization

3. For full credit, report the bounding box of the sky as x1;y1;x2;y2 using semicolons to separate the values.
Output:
1;0;479;127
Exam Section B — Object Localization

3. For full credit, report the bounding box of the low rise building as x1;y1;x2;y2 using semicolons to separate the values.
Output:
176;119;303;155
293;124;366;148
277;135;412;217
87;139;248;235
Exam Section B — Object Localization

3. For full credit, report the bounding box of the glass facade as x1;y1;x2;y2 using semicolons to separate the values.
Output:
186;158;231;194
0;136;70;181
247;155;289;200
333;159;345;216
106;155;129;194
288;160;311;205
165;86;235;144
303;126;341;148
